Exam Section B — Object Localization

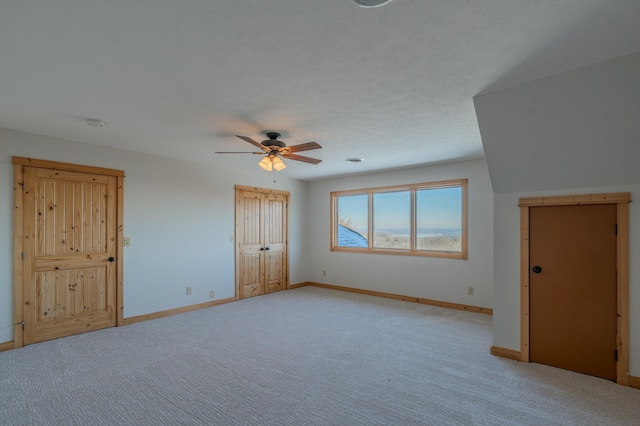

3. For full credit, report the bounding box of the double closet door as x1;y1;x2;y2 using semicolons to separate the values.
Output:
235;186;289;299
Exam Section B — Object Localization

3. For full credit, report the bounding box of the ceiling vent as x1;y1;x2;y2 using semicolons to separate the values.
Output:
350;0;394;8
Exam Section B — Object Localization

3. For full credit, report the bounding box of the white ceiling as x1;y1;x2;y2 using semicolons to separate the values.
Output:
1;0;640;181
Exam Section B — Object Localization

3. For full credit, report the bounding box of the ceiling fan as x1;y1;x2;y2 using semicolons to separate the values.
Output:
216;132;322;171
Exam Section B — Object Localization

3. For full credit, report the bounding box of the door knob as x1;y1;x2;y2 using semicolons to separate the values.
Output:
532;266;542;274
108;257;115;262
265;247;270;250
260;247;264;251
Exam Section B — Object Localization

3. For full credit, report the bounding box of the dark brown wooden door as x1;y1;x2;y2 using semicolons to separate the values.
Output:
529;204;617;380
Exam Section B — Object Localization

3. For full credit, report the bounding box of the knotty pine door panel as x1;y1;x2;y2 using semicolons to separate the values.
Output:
264;194;286;293
23;167;117;344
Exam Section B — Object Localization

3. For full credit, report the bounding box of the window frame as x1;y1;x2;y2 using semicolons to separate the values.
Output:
330;178;468;259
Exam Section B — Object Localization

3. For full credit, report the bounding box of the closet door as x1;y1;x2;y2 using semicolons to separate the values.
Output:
529;204;617;380
264;193;287;294
237;191;265;299
236;187;289;299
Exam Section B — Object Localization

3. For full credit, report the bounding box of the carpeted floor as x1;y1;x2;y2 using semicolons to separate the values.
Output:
0;286;638;425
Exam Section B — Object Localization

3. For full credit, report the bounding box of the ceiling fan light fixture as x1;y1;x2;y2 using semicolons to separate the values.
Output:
259;156;273;171
272;156;287;171
350;0;393;8
258;155;287;172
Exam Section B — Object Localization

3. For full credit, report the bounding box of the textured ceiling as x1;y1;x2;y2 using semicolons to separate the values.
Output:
1;0;640;180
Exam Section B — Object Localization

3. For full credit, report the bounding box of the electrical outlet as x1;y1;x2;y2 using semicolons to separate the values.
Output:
322;270;327;277
210;290;215;299
468;286;475;296
186;286;192;295
124;237;131;247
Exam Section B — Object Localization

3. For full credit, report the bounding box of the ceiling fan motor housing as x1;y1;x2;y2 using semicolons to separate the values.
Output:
262;132;286;149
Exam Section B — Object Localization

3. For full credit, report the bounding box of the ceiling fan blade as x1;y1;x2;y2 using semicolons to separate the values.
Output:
286;141;322;153
283;153;322;164
236;135;269;151
215;151;264;154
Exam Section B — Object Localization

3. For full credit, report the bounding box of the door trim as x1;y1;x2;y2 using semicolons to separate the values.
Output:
519;192;630;385
12;157;125;348
234;185;290;300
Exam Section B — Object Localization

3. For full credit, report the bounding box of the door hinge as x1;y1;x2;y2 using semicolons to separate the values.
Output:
22;252;24;261
615;224;618;235
615;349;618;362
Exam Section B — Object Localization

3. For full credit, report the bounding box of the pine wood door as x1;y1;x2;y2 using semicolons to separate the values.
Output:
22;166;118;344
264;194;287;293
238;191;265;298
529;204;617;380
236;187;288;299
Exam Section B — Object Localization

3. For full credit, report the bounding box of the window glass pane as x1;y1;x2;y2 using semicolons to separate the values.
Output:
415;186;462;252
336;194;368;248
373;191;410;249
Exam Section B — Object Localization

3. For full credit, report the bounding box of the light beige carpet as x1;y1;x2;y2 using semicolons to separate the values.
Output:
0;286;638;425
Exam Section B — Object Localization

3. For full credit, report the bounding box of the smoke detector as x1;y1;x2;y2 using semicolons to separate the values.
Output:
85;118;107;128
350;0;394;7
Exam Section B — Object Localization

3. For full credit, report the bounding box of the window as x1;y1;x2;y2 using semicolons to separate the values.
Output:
373;191;410;249
331;179;467;259
336;194;368;248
